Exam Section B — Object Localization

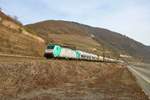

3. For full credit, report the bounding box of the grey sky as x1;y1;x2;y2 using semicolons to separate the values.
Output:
0;0;150;45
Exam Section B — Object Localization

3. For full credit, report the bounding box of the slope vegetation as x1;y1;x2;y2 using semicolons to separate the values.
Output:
0;11;45;57
0;59;148;100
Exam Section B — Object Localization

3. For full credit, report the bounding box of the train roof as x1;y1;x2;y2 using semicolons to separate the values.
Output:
47;44;76;49
47;44;97;56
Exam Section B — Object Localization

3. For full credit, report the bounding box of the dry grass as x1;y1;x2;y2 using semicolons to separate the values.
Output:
0;11;45;57
0;24;45;57
0;58;148;100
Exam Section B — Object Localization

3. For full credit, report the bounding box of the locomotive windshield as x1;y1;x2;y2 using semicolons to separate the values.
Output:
47;45;54;49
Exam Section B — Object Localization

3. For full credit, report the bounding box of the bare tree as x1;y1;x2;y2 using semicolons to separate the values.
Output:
11;15;22;25
13;16;18;21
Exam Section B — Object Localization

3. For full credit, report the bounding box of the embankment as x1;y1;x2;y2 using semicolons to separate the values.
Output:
0;59;148;100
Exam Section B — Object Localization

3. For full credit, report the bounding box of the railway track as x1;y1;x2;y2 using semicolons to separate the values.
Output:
0;53;45;62
0;53;120;64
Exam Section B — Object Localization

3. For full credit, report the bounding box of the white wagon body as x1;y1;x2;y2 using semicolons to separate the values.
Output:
59;48;76;58
78;50;98;60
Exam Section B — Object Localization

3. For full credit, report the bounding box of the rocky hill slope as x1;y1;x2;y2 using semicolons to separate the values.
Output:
0;11;45;57
26;20;150;62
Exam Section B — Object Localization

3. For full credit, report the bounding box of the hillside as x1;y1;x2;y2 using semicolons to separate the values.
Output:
26;20;150;62
86;27;150;62
26;20;119;58
0;11;45;57
0;11;22;26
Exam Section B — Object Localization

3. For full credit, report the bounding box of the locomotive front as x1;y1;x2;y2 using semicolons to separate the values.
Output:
44;45;55;58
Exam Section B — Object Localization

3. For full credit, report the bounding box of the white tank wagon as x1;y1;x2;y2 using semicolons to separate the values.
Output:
76;50;98;60
44;44;124;63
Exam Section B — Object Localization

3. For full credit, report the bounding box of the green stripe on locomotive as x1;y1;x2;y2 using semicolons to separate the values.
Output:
53;45;62;57
75;51;81;59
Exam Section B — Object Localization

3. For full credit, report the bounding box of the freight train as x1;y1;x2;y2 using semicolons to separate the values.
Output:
44;44;123;63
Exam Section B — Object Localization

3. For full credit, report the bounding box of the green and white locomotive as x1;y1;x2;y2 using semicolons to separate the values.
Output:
44;44;124;63
44;44;98;60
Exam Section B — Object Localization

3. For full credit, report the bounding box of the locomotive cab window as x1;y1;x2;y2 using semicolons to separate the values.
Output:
47;45;55;49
